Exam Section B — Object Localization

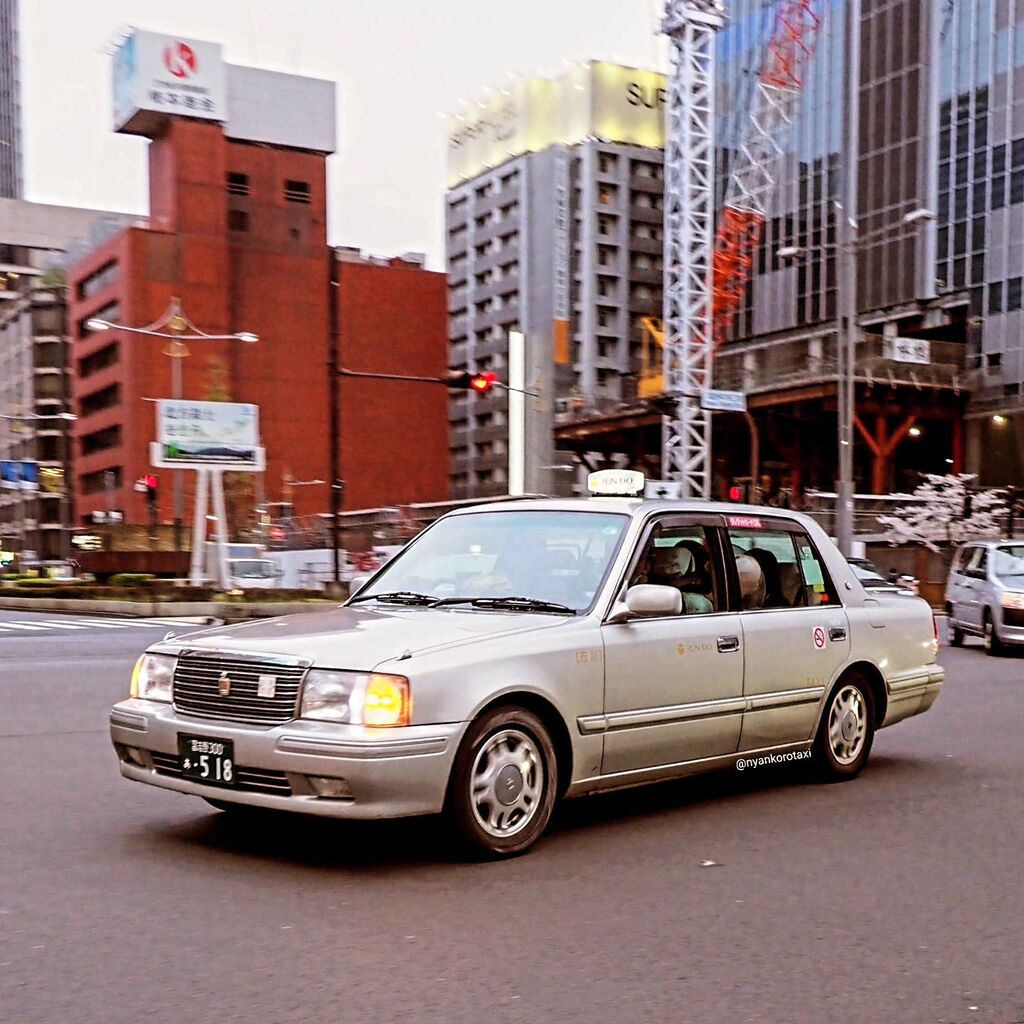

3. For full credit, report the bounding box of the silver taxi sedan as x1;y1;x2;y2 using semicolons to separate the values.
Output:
110;481;943;857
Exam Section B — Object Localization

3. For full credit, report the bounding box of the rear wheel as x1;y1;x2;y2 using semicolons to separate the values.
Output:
949;619;964;647
984;610;1006;656
446;706;558;858
813;675;875;781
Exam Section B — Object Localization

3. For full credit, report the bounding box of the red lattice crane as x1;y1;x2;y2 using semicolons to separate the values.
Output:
711;0;823;347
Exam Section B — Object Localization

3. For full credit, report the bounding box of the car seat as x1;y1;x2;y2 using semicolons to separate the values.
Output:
746;548;788;608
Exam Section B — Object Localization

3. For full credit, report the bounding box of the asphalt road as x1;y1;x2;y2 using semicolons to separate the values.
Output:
1;612;1022;1024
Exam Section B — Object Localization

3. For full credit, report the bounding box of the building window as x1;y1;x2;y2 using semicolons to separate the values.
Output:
228;209;249;232
284;180;312;204
1007;277;1022;311
76;261;119;301
226;172;250;196
79;301;120;338
80;425;122;456
78;342;120;378
79;384;121;417
81;467;122;497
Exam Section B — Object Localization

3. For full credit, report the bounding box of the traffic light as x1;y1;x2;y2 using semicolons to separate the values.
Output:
144;475;158;504
446;369;499;394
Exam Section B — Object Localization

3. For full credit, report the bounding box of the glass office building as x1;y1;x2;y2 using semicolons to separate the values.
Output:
712;0;1023;490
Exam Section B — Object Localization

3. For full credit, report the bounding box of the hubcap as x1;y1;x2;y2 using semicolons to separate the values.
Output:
827;685;867;765
470;728;544;838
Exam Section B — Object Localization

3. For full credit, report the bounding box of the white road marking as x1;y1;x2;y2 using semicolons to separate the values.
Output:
20;621;91;630
0;622;50;631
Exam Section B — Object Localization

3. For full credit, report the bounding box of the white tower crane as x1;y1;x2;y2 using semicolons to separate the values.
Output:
660;1;727;497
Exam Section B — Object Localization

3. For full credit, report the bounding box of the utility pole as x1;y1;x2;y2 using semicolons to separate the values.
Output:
835;0;862;556
328;255;343;590
165;299;188;554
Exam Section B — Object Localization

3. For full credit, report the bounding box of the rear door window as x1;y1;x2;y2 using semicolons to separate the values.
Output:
726;522;840;610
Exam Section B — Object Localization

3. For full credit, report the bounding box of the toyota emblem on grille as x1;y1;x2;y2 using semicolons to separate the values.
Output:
218;672;232;696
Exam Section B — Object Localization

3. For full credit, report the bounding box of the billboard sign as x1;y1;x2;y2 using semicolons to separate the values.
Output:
0;461;39;491
447;62;667;186
154;400;263;470
113;30;226;135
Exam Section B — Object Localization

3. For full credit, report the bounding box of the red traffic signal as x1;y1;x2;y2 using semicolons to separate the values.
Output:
469;371;498;394
728;485;742;502
144;474;158;490
445;369;500;393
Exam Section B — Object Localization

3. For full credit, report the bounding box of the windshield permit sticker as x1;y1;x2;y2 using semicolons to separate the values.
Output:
728;515;763;529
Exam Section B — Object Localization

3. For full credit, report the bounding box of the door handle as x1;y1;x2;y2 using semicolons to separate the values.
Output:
717;635;740;653
829;626;848;642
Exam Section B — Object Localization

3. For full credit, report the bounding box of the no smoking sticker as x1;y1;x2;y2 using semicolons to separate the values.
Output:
812;626;827;650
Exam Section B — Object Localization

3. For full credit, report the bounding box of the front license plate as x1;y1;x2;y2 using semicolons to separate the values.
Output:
178;734;235;786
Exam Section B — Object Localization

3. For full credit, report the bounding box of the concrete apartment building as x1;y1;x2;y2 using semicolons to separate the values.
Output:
445;62;667;499
0;200;136;564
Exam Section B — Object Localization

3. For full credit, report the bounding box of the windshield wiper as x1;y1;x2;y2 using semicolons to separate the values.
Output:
433;595;575;614
348;591;437;606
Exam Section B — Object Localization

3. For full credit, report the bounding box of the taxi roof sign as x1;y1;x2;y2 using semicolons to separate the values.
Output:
587;469;646;496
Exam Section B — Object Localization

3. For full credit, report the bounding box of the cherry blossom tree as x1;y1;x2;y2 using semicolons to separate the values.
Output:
876;473;1008;551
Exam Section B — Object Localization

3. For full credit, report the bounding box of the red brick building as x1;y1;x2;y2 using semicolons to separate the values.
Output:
69;45;447;534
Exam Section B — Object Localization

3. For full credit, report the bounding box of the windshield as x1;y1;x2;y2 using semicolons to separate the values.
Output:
355;509;630;612
230;559;277;579
992;545;1024;580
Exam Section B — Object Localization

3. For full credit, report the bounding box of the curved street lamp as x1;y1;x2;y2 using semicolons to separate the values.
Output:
84;297;259;551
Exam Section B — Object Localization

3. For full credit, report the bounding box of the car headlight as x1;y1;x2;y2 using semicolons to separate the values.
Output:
300;670;410;727
1002;592;1024;610
130;653;176;702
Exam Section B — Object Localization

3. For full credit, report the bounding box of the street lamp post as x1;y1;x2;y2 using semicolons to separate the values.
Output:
778;203;934;552
86;298;258;554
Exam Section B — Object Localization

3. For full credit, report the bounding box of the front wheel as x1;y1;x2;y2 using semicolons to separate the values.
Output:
984;611;1006;656
446;707;558;858
813;676;875;781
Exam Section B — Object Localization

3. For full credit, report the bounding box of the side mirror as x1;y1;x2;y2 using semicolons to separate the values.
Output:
349;575;370;596
608;584;682;622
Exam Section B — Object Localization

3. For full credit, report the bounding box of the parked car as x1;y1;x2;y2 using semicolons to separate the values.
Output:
847;557;918;596
111;479;944;858
945;540;1024;654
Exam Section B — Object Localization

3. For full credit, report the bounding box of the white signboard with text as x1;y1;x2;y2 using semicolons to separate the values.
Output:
884;336;931;365
113;30;226;135
153;400;263;471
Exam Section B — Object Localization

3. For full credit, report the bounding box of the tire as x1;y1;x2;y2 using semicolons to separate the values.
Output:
949;620;964;647
445;706;558;858
984;610;1006;656
813;675;875;781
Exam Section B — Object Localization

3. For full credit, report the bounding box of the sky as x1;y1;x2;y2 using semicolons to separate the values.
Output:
19;0;669;269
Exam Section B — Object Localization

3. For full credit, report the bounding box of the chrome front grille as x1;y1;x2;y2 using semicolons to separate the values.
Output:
172;652;307;726
150;752;292;795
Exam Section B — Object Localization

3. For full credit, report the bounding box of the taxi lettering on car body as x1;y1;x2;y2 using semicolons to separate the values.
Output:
110;473;944;858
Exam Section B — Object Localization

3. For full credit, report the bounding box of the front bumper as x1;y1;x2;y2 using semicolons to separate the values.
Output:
995;606;1024;645
110;699;465;819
